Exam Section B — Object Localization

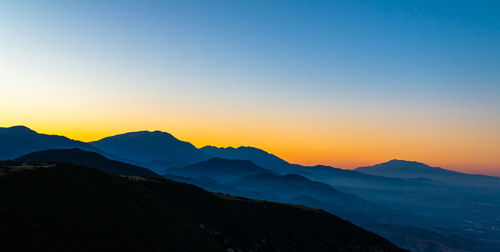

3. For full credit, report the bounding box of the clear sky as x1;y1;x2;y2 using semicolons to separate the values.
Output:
1;1;499;175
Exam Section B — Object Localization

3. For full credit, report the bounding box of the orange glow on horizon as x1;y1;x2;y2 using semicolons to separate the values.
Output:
2;121;499;176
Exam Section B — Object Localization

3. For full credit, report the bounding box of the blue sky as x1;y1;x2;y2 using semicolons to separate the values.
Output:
1;0;499;173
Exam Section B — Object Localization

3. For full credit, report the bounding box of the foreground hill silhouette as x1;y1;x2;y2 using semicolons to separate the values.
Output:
0;162;405;252
14;148;160;178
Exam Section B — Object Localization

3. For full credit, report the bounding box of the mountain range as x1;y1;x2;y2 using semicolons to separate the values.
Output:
1;125;499;252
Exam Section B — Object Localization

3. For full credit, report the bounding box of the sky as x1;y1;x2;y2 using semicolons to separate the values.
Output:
1;1;499;175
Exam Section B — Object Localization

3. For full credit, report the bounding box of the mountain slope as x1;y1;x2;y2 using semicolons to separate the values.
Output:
0;126;103;160
167;158;276;182
14;149;160;178
0;162;405;252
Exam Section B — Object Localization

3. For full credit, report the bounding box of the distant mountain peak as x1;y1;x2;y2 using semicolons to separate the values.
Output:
355;159;457;181
383;159;432;167
1;125;37;135
109;130;177;139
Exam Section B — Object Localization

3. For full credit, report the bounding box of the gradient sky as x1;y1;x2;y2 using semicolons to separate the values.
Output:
1;1;499;175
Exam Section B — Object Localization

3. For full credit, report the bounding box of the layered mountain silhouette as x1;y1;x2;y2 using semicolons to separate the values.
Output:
198;146;297;174
164;159;478;252
90;130;309;174
0;126;104;160
356;159;500;187
2;126;499;252
88;129;442;189
15;149;161;178
167;158;275;182
0;161;405;251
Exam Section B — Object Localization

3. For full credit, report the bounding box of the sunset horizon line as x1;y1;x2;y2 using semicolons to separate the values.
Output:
3;124;499;177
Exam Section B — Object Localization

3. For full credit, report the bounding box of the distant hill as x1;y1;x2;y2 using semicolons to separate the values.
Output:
14;149;160;178
356;159;500;187
233;173;362;206
0;126;104;160
167;158;275;182
0;161;405;251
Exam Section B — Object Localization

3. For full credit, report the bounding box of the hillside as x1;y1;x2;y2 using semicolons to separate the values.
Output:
0;162;405;251
14;148;160;178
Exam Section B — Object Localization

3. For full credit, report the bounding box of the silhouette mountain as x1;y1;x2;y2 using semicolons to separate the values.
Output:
167;157;275;182
87;129;435;188
89;130;311;174
90;130;200;164
198;146;297;174
3;126;497;251
0;161;405;251
14;149;160;178
0;126;104;160
356;159;500;187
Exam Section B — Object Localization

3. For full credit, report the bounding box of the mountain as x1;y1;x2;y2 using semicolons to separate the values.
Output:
14;149;160;178
90;130;200;164
87;130;432;188
233;173;363;206
356;159;500;187
198;146;298;174
0;161;405;251
0;126;103;160
89;130;309;174
167;158;276;182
